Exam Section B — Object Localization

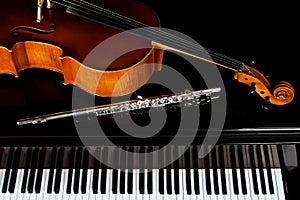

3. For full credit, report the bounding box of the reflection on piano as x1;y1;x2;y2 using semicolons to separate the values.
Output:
0;143;297;200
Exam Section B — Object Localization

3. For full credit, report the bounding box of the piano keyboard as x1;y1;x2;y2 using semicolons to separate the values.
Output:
0;144;286;200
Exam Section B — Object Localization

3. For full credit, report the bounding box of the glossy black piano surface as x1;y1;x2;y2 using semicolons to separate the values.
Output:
1;0;300;199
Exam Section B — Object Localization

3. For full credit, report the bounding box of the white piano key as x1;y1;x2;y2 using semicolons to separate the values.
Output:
196;169;205;200
56;169;66;200
10;169;23;200
262;168;271;200
68;169;76;200
143;169;150;200
48;169;56;200
156;169;163;200
183;169;192;200
22;169;31;200
189;169;197;200
75;169;83;200
0;169;4;200
135;169;143;200
177;169;184;200
223;169;231;200
83;169;92;200
62;169;70;200
236;169;245;200
227;169;238;200
209;169;217;200
129;169;137;200
274;169;285;200
123;169;129;200
101;169;110;200
3;169;12;200
163;169;171;200
41;169;51;200
268;169;278;200
242;169;252;200
245;168;258;200
88;170;96;200
255;168;266;200
169;169;177;200
150;169;158;200
98;169;105;196
112;169;120;200
216;169;225;200
16;170;25;200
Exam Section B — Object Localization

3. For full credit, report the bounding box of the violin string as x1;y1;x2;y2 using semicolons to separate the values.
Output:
53;0;254;75
54;0;247;71
58;0;248;71
53;0;244;71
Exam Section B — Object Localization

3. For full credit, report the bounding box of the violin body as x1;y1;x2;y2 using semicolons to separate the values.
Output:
0;0;295;105
0;0;164;96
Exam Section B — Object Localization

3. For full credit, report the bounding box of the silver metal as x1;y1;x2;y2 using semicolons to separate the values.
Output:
36;0;53;23
17;87;221;125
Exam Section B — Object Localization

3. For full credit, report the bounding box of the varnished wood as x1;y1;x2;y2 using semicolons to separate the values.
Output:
1;41;163;97
0;0;295;104
234;66;294;105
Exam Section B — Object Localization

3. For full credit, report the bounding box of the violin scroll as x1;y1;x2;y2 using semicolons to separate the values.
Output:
273;81;294;104
234;65;294;105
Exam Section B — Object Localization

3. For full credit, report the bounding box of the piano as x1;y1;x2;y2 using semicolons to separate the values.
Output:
1;0;300;199
0;139;299;200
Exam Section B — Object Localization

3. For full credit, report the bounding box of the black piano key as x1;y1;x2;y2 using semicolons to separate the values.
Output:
2;148;15;193
119;170;126;194
21;147;32;193
263;145;274;194
8;147;21;193
218;145;227;195
158;146;165;194
139;146;145;194
229;145;239;194
237;145;247;194
256;145;267;194
73;147;83;194
54;147;65;193
184;147;192;195
92;147;101;194
66;147;76;194
81;148;89;194
119;147;127;194
147;146;153;194
173;146;180;195
112;148;119;194
192;146;200;195
35;147;46;193
100;147;108;194
204;146;212;195
27;148;39;193
211;147;219;195
0;148;3;162
47;147;58;193
166;147;172;195
249;145;259;194
126;146;134;194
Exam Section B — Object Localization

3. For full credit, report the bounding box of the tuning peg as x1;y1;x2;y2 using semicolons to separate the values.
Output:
248;83;256;96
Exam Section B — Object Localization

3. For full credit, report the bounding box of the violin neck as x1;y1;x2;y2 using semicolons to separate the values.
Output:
59;0;245;72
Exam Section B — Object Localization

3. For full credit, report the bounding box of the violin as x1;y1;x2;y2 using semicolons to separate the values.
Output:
0;0;295;105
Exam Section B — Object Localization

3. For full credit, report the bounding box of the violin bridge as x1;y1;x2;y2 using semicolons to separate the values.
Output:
36;0;53;23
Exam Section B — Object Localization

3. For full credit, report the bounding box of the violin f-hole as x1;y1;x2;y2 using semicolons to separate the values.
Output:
10;24;56;38
36;0;53;22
